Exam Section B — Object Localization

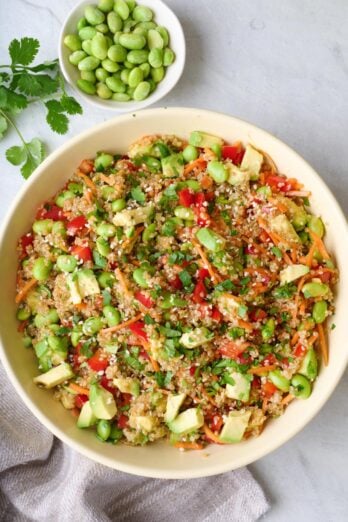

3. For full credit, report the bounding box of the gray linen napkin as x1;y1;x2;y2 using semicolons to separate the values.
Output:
0;364;269;522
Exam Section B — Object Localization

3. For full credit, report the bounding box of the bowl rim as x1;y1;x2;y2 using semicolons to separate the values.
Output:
1;107;348;478
58;0;186;112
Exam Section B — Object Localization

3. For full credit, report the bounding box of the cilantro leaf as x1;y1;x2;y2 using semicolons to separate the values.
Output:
6;138;45;178
9;37;39;66
4;88;28;111
27;138;45;166
17;73;59;97
45;100;68;134
6;145;27;165
30;60;58;72
131;185;146;204
0;115;8;138
60;95;82;115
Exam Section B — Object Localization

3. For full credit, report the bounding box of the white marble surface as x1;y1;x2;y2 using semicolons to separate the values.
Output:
1;0;348;520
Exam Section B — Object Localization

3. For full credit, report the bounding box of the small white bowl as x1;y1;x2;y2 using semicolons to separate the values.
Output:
1;108;348;479
58;0;186;112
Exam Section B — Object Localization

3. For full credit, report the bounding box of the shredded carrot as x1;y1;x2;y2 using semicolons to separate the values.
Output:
306;240;317;267
299;300;306;315
257;217;293;264
101;312;143;334
69;383;90;396
84;189;94;204
308;229;331;260
203;424;226;445
281;394;295;405
184;158;207;175
173;442;204;450
292;275;308;320
75;302;87;311
237;319;254;331
121;226;144;253
114;267;132;299
15;278;37;304
76;171;97;194
201;174;213;189
191;238;222;283
247;365;277;375
99;173;114;185
317;323;328;365
139;339;160;372
307;331;319;346
291;331;300;346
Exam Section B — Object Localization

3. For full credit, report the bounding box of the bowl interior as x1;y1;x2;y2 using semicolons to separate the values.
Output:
1;108;347;478
59;0;186;112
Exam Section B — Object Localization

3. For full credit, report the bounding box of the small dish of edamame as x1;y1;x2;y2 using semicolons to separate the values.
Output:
59;0;185;112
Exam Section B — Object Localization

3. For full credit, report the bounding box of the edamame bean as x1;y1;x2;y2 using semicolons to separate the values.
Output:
44;309;59;325
114;0;130;20
98;271;116;288
77;17;88;31
112;92;130;101
102;59;120;72
133;26;147;37
82;316;104;336
78;56;100;71
127;49;149;64
156;27;169;47
139;62;150;78
133;5;153;22
82;39;93;55
124;60;133;69
47;335;68;352
137;21;156;30
299;348;318;381
160;294;187;309
125;0;136;10
96;221;116;238
32;257;53;281
308;216;325;238
80;70;96;83
119;33;146;50
113;31;123;44
302;281;329;298
211;143;222;159
101;186;116;201
95;153;114;169
268;370;290;392
79;26;97;41
142;222;156;242
69;50;87;66
98;0;114;13
128;67;143;87
96;236;111;256
106;76;127;93
71;330;82;347
33;219;54;235
185;180;200;191
163;48;175;66
95;23;109;34
151;66;165;83
57;255;77;272
107;11;123;33
64;34;82;52
56;190;74;207
96;82;113;99
85;5;105;26
147;29;164;50
196;227;225;252
133;267;149;288
91;33;108;60
95;67;110;82
17;305;31;321
261;318;275;341
148;48;163;68
97;419;111;441
312;300;328;323
133;81;151;101
123;19;137;32
291;374;311;399
120;68;130;83
147;78;156;92
111;198;126;212
103;305;121;327
77;79;96;95
107;44;127;62
183;145;198;163
174;206;195;220
52;221;66;236
207;161;228;184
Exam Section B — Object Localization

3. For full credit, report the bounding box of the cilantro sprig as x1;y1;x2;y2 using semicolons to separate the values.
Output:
0;37;82;178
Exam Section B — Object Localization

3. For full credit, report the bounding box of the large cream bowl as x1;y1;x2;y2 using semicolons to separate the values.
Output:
0;108;347;479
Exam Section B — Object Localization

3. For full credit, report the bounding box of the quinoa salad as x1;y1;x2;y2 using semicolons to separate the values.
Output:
15;131;337;449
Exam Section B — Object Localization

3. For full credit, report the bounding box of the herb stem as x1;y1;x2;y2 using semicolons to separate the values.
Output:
0;109;33;160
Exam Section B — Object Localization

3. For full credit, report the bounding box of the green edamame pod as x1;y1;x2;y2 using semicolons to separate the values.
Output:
95;153;114;169
57;255;77;273
106;76;127;93
79;26;97;41
32;258;53;281
133;81;151;101
148;48;163;68
78;56;100;71
91;33;108;60
119;33;146;50
96;236;111;256
183;145;198;163
128;67;143;88
163;48;175;66
77;79;97;95
111;198;126;212
98;271;116;288
69;50;87;66
133;267;149;288
64;34;82;52
103;305;121;327
312;300;328;323
85;5;105;26
133;5;153;22
101;59;120;73
82;317;104;336
291;374;312;399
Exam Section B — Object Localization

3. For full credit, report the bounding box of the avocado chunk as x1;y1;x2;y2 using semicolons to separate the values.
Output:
225;372;251;402
279;264;309;285
240;145;263;179
164;393;186;423
77;400;97;428
167;407;204;435
180;327;213;349
129;415;156;433
77;269;100;298
219;411;251;443
113;377;140;396
189;131;224;149
67;275;82;305
217;293;240;319
277;196;308;231
227;164;250;186
269;214;300;244
33;363;74;389
89;383;117;420
112;205;153;227
161;153;184;178
299;348;318;381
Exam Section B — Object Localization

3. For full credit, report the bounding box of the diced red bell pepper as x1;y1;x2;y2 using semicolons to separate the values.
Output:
192;280;207;304
117;414;129;429
100;375;115;394
67;215;87;236
75;394;88;409
210;414;223;433
169;275;183;290
140;349;150;360
263;381;277;397
262;353;277;366
178;188;195;207
294;344;306;358
198;267;210;280
317;270;331;283
219;341;247;359
118;393;132;407
244;244;257;255
211;307;223;322
189;365;197;376
249;309;267;322
259;230;270;243
265;175;294;193
71;244;92;262
134;291;154;309
36;204;64;221
87;349;109;372
129;321;148;341
19;233;34;257
251;376;261;389
222;144;245;165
